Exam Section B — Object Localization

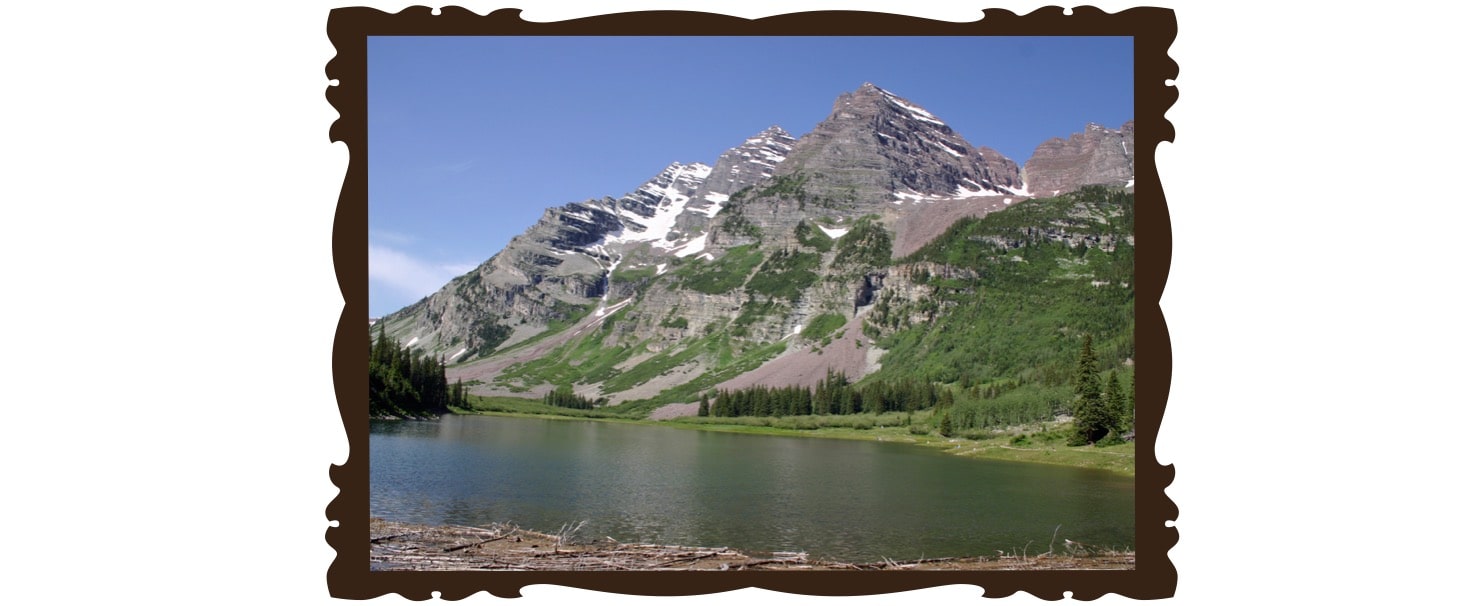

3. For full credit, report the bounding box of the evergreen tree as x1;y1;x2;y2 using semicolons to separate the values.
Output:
1072;334;1112;444
545;385;597;410
1075;334;1101;403
450;379;465;410
863;383;884;414
698;392;710;417
1104;370;1127;433
939;410;954;437
368;326;456;419
373;324;391;365
714;390;731;417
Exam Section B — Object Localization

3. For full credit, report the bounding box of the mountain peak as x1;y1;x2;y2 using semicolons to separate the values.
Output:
743;125;795;147
702;126;797;197
759;124;791;137
772;85;1014;201
1022;122;1134;195
828;83;947;128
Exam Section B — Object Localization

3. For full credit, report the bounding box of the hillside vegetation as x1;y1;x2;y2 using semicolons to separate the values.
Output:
458;187;1134;443
862;186;1134;421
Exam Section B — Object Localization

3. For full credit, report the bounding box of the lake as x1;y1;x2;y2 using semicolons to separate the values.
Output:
370;415;1133;563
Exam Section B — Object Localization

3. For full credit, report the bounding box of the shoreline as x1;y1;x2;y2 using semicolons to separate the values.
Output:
370;518;1135;572
447;407;1136;477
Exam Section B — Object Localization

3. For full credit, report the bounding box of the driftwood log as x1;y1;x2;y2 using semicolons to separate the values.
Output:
369;519;1134;572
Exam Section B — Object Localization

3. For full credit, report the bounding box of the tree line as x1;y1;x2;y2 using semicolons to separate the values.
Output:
697;370;946;418
687;334;1135;447
543;385;602;410
1070;334;1134;445
370;325;469;418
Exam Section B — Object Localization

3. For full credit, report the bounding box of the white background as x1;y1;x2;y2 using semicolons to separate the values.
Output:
2;1;1472;604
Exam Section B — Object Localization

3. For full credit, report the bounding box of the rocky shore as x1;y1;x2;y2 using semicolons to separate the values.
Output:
370;519;1134;572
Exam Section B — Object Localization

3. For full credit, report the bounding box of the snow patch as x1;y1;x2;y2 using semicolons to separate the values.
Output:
892;185;1006;205
564;209;598;223
891;190;920;204
448;347;468;360
953;184;1003;198
595;297;634;319
406;336;419;347
685;192;728;218
697;252;715;261
1125;179;1135;188
929;140;964;158
672;232;708;258
655;263;668;275
584;243;613;262
603;163;711;248
1000;182;1031;197
877;87;946;125
818;225;849;239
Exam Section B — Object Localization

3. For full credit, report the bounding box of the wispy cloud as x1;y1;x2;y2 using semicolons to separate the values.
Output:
369;244;475;301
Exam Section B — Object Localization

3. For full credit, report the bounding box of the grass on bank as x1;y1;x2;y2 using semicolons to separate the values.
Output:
454;396;1134;476
455;394;625;420
666;414;1135;476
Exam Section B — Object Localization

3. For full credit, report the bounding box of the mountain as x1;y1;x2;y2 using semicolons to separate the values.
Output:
375;84;1134;419
1022;121;1135;196
774;82;1024;203
372;159;721;362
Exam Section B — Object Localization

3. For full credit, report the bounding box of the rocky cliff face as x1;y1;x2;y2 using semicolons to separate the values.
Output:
670;126;796;240
704;125;796;197
974;146;1023;191
777;83;1019;205
709;84;1031;251
1022;121;1134;196
376;127;799;360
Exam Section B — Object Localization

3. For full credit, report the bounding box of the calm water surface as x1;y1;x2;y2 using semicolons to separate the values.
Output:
370;415;1133;562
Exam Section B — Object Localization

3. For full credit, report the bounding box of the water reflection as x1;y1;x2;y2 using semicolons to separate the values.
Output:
370;415;1133;562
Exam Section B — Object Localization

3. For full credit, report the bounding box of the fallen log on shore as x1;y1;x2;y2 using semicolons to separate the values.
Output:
369;519;1135;572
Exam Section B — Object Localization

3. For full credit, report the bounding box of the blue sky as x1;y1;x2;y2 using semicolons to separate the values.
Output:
368;36;1133;317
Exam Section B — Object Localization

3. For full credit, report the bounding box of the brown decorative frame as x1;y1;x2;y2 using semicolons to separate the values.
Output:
327;5;1176;599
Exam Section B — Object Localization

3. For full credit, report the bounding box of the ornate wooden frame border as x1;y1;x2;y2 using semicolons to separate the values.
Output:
326;6;1176;599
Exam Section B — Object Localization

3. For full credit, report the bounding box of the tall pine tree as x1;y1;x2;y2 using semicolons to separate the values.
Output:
1104;370;1127;435
1072;334;1112;445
